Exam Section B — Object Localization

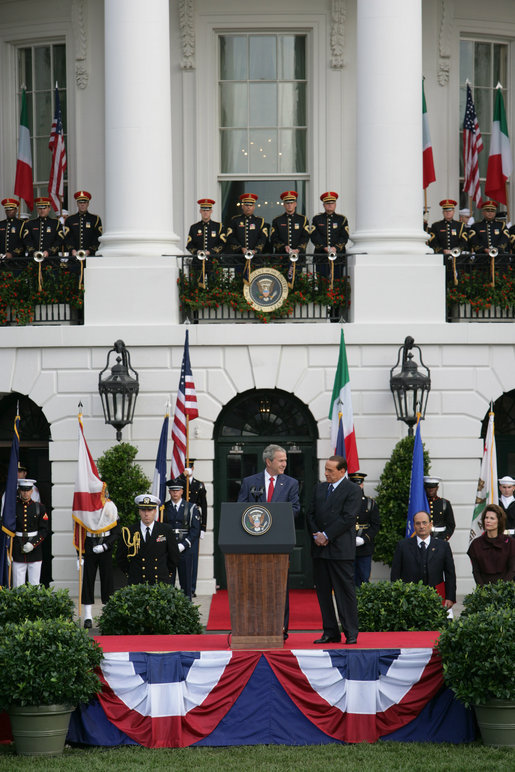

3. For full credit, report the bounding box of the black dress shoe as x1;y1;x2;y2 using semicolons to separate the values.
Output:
283;632;289;641
313;634;341;644
345;637;358;644
84;619;92;629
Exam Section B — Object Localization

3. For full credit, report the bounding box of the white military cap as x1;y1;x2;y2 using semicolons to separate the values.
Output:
135;494;160;508
498;476;515;485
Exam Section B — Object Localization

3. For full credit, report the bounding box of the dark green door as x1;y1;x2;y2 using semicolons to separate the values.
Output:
213;388;318;589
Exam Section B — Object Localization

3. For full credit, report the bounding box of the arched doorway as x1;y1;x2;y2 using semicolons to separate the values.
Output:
0;393;52;586
213;388;319;589
481;390;515;476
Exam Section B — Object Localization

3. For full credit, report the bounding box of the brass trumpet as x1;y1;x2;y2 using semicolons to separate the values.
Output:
76;249;87;260
488;246;499;258
244;250;254;260
450;247;461;258
449;248;460;286
196;250;207;261
488;246;498;286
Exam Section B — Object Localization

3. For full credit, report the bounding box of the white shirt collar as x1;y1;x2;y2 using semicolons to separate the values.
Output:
140;521;154;537
416;535;431;547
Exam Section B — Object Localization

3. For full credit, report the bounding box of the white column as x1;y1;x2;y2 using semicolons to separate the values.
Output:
349;0;445;323
85;0;181;326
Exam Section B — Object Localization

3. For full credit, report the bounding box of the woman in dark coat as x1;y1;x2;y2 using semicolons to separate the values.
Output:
467;504;515;585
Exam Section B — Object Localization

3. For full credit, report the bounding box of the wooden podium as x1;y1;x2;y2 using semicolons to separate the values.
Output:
219;502;295;650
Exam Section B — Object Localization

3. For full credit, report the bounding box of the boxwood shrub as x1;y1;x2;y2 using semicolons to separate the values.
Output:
97;583;203;635
461;579;515;617
357;580;449;631
0;584;74;625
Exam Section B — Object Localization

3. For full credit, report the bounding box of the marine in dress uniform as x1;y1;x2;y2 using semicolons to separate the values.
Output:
117;494;179;586
0;198;28;257
467;200;510;254
348;472;381;586
81;495;120;628
498;475;515;535
10;479;49;587
270;191;310;267
423;476;455;540
163;479;201;600
311;191;349;278
24;197;64;256
64;190;103;256
428;199;468;254
178;459;208;596
186;198;226;282
225;193;268;265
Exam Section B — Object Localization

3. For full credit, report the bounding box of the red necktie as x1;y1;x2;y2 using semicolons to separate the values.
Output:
267;477;275;502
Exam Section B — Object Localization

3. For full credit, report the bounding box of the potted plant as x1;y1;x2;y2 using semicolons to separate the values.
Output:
436;607;515;746
0;618;103;756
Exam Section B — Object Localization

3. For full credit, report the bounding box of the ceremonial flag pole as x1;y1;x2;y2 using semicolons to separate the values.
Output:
470;407;497;541
329;329;359;473
406;415;429;538
0;407;20;588
485;84;512;208
463;81;484;210
152;407;170;522
14;87;34;211
171;331;199;486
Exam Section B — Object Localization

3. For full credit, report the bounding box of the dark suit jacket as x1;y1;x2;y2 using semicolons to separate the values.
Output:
390;535;457;601
237;471;300;518
117;521;179;585
306;478;362;560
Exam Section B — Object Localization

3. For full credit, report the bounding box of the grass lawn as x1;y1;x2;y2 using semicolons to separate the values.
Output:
0;742;514;771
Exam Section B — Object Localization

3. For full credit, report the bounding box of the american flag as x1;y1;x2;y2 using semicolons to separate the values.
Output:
170;331;198;479
463;83;483;207
48;84;67;212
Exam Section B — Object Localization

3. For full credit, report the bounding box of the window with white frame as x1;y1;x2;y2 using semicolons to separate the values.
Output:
219;33;308;227
459;38;509;216
17;43;67;213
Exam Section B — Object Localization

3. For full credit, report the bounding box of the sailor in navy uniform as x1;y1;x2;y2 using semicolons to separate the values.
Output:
498;475;515;535
186;198;226;282
163;479;201;600
311;191;349;278
0;198;28;257
9;479;49;587
117;494;179;585
24;197;64;256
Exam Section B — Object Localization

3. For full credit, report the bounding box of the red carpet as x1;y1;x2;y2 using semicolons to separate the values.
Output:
95;631;441;652
206;589;323;631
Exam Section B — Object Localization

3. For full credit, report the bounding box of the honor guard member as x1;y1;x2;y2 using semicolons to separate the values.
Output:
65;190;103;256
311;191;350;277
81;493;120;629
24;197;64;256
428;199;468;254
423;476;456;540
186;198;226;281
498;475;515;534
468;200;510;254
117;494;179;585
459;207;474;228
178;459;208;597
270;191;310;264
10;479;49;587
225;193;268;260
0;198;28;257
163;479;201;600
348;472;381;586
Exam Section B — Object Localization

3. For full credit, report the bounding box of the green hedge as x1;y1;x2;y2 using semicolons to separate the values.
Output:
357;580;448;631
461;579;515;617
97;583;203;635
0;585;74;625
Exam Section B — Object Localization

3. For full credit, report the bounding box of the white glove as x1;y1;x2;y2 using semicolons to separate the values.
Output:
184;467;193;478
178;543;185;553
200;531;205;540
92;544;105;554
22;542;34;553
356;536;365;547
76;558;84;570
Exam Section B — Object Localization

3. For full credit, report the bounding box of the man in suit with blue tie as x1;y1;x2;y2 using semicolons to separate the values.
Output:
238;444;300;638
307;455;362;644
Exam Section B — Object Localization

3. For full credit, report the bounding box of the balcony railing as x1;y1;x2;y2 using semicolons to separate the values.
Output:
0;255;84;326
445;252;514;322
177;253;350;323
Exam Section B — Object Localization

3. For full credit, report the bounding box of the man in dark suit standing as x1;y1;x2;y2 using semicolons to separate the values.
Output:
238;444;300;638
307;455;362;645
117;494;179;585
390;511;456;611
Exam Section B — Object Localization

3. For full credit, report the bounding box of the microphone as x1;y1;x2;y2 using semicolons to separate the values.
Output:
250;486;264;502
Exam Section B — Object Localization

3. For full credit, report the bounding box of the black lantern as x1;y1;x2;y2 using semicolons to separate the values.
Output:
98;340;139;441
389;336;431;435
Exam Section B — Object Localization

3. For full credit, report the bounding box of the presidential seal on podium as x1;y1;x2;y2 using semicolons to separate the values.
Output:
241;505;273;536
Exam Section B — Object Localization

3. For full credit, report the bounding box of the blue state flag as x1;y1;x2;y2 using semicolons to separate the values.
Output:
406;418;429;538
152;414;169;511
0;414;20;586
335;414;346;459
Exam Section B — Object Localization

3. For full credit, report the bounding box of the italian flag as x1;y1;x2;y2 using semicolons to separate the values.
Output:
14;88;34;211
485;84;512;205
422;81;436;190
329;329;359;473
470;412;498;542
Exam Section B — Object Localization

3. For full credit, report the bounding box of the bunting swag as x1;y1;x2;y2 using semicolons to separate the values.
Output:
65;648;475;747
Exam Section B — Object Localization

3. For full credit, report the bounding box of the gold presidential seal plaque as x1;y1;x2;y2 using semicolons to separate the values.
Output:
243;267;288;312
